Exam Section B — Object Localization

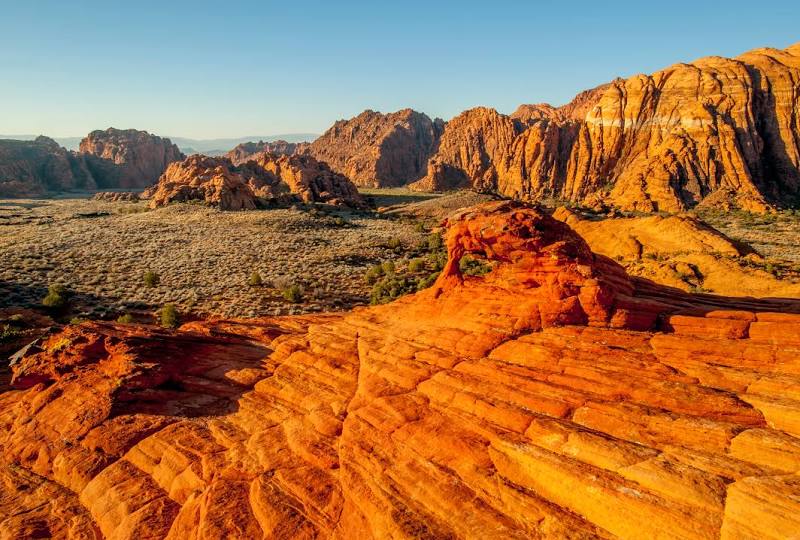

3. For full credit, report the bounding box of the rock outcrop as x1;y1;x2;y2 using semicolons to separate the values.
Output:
413;43;800;213
92;191;140;202
79;128;184;189
2;201;800;538
553;206;800;297
148;153;365;210
225;140;309;165
308;109;445;187
0;136;96;197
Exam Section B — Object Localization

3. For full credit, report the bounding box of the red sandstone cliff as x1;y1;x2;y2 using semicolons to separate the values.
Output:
413;43;800;213
308;109;445;187
2;201;799;538
79;128;184;189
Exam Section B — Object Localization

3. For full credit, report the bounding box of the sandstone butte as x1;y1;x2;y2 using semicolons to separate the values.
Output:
225;140;310;166
410;43;800;214
2;200;800;539
147;153;366;210
307;109;445;188
79;128;185;189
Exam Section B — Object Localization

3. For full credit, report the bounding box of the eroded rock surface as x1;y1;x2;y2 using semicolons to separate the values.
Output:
413;43;800;213
308;109;445;187
2;201;799;539
148;153;365;210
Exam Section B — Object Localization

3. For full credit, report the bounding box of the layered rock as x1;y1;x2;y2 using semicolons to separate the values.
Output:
225;140;309;165
308;109;445;187
413;43;800;213
79;128;184;189
0;136;96;197
148;153;365;210
2;201;800;538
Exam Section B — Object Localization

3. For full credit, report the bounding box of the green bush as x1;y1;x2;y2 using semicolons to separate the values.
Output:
117;313;135;324
459;256;492;276
408;258;426;273
386;237;402;249
381;260;396;275
42;284;68;309
69;317;88;325
159;304;179;328
144;271;160;288
0;324;21;343
248;271;263;287
427;233;443;251
416;272;440;291
370;275;417;305
414;221;428;233
281;284;304;303
365;264;384;284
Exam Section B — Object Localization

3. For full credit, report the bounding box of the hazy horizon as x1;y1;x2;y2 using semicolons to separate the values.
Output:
2;0;799;139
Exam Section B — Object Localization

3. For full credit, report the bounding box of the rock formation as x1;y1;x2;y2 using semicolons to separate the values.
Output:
92;191;140;202
2;201;799;538
553;206;800;297
225;140;309;165
0;136;96;197
308;109;445;187
148;153;365;210
79;128;184;189
413;43;800;213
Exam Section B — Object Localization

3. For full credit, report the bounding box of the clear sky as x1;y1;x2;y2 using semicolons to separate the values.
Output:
1;0;798;139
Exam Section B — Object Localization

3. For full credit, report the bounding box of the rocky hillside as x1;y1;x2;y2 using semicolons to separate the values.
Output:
412;43;800;213
0;136;96;197
2;201;799;538
225;139;309;165
79;128;184;188
148;153;365;210
308;108;444;187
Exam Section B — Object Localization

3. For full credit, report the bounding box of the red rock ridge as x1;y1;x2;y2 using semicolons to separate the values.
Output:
225;140;310;165
308;108;445;187
413;43;800;213
2;201;799;538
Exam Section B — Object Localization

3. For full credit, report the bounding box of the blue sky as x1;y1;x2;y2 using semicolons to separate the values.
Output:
1;0;798;138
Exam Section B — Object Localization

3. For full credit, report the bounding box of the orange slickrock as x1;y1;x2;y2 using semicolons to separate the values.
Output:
1;201;799;539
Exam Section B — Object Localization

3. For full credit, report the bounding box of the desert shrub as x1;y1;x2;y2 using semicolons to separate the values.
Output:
0;325;21;343
414;221;428;233
116;313;134;324
386;237;402;250
408;258;426;273
427;233;443;251
143;271;160;288
381;260;396;275
370;275;417;305
428;251;448;272
281;284;304;303
459;255;493;276
159;304;179;329
42;284;68;309
365;264;384;284
248;271;263;287
69;317;89;325
416;272;440;291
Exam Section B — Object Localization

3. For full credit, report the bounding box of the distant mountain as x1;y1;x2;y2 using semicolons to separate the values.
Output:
0;134;319;155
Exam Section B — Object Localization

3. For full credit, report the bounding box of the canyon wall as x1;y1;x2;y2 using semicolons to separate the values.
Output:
412;43;800;212
0;136;96;197
225;140;309;165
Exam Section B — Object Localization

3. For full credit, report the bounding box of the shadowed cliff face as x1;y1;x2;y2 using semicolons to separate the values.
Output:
412;43;800;213
308;109;445;188
2;201;800;539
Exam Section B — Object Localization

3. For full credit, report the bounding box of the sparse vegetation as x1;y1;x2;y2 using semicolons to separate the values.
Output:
159;304;179;328
42;284;68;309
248;271;264;287
143;271;160;288
116;313;134;324
281;284;304;303
0;324;21;343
